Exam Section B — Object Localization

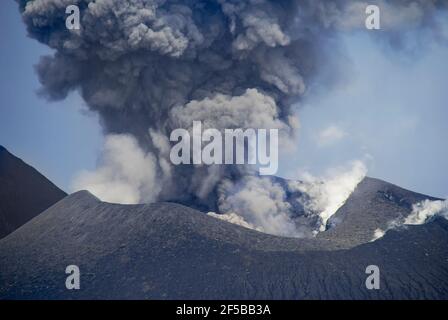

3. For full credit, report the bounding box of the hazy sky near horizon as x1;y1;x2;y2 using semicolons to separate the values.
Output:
1;1;447;198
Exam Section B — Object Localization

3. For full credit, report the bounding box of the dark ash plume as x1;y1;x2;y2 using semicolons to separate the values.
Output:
17;0;448;237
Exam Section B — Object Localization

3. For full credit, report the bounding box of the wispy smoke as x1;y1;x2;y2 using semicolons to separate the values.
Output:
371;199;448;241
207;211;261;232
316;125;347;147
17;0;448;236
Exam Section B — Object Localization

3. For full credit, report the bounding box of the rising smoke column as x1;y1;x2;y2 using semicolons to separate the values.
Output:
17;0;448;236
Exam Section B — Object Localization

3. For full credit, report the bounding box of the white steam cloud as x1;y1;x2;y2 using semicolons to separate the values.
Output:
405;199;448;225
371;199;448;241
288;160;367;231
73;134;166;204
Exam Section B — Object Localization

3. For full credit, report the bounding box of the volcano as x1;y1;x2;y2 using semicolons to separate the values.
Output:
0;146;66;239
0;173;447;299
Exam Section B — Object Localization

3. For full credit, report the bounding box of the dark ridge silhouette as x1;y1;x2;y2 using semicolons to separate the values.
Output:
1;180;447;299
0;145;67;239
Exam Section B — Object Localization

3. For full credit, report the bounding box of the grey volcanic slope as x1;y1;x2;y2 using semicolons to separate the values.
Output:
1;179;447;300
0;146;66;239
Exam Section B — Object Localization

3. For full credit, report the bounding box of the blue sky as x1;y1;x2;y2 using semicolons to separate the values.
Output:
1;1;447;198
280;32;448;198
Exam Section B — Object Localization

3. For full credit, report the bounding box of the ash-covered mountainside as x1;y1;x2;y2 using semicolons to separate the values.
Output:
0;146;66;239
1;178;447;300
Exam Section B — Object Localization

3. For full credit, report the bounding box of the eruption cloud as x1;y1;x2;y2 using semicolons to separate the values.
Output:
17;0;448;237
